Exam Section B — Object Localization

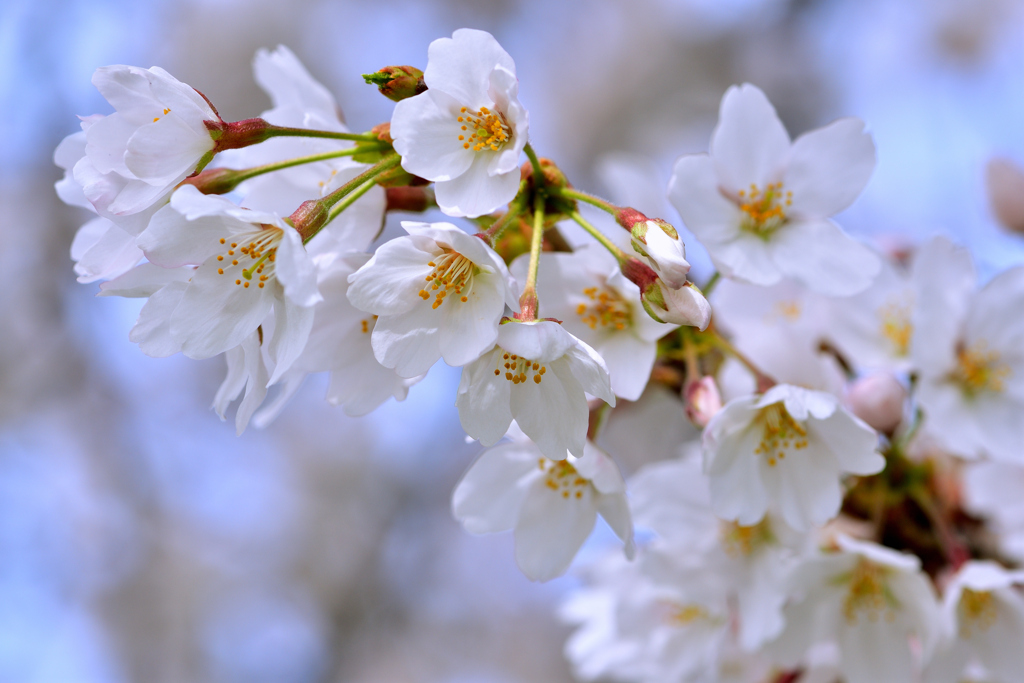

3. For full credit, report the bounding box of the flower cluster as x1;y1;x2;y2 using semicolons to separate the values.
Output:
56;28;1024;683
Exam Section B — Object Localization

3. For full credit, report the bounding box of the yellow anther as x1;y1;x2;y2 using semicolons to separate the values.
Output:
738;182;789;236
456;105;512;153
953;341;1010;396
577;285;630;330
842;559;895;625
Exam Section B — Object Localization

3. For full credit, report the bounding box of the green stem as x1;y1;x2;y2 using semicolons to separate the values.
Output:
557;187;618;215
524;143;544;188
326;176;380;224
710;330;775;392
519;193;546;319
570;210;628;261
321;154;401;212
264;125;380;143
702;271;721;297
484;198;526;242
233;147;382;184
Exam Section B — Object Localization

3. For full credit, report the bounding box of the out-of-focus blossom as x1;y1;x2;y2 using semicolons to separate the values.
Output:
512;245;675;400
703;384;883;531
630;450;801;650
391;29;529;217
914;242;1024;462
963;461;1024;563
456;320;614;461
452;433;633;581
986;157;1024;235
768;535;942;683
684;376;723;427
844;372;906;434
669;83;880;296
925;560;1024;683
347;221;517;378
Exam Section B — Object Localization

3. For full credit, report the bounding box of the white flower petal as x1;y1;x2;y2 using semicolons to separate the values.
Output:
785;117;875;219
451;442;539;534
434;152;521;217
514;477;597;581
771;219;880;296
710;84;790;192
391;88;474;181
424;28;516;111
457;347;514;446
129;281;187;357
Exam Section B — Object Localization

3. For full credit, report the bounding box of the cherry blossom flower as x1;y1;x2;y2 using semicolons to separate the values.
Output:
511;245;676;400
346;221;517;378
924;560;1024;683
711;278;845;394
136;186;320;380
668;83;880;296
452;432;633;581
55;128;145;282
80;64;219;219
259;252;422;422
702;384;884;531
561;546;739;683
767;535;942;683
456;320;614;461
390;28;529;217
630;449;802;650
640;279;712;328
913;248;1024;462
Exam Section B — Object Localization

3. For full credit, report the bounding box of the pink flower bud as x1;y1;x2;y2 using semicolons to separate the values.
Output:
845;373;906;434
986;157;1024;235
685;376;722;427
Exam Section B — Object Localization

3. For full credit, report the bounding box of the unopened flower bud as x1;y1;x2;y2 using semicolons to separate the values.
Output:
641;280;711;329
617;209;691;289
363;66;426;102
685;376;722;427
845;372;906;434
986;157;1024;235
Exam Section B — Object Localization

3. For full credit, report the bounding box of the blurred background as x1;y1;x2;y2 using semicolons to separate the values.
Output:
3;0;1024;680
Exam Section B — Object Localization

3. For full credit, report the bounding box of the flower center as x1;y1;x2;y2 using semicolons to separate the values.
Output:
657;600;715;627
360;315;378;334
720;519;775;557
457;106;511;152
954;341;1011;396
878;297;913;357
576;286;630;331
493;351;547;384
769;299;801;323
214;227;281;290
417;251;476;309
841;559;897;625
537;458;588;499
959;588;997;638
738;182;791;237
753;403;808;467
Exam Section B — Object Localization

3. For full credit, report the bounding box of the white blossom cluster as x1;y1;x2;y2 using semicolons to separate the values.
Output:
55;28;1024;683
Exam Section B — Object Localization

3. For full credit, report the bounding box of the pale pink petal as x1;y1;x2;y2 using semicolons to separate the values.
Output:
371;303;443;377
273;225;321;307
267;300;314;385
512;358;588;460
346;234;437;315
